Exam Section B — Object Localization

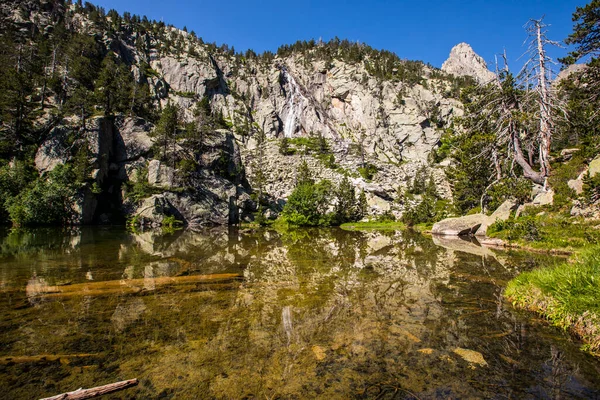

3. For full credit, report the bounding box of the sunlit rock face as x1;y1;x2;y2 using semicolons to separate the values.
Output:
442;42;496;84
2;1;473;223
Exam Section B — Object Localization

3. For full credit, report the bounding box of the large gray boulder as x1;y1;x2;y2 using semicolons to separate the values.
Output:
568;169;587;195
532;189;554;206
432;213;490;236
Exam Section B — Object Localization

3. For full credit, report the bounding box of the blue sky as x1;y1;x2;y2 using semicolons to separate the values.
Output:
92;0;585;69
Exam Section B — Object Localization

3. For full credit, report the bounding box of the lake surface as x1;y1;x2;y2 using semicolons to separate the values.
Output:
0;226;599;399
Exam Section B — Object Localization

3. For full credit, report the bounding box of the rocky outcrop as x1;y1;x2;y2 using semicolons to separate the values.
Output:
441;43;495;84
147;160;177;188
114;117;154;162
35;126;71;173
13;2;476;225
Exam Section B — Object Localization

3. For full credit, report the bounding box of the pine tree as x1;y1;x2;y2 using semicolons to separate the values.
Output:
153;102;180;166
335;175;356;223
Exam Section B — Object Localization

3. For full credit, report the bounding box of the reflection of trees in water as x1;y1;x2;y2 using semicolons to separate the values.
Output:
0;228;599;398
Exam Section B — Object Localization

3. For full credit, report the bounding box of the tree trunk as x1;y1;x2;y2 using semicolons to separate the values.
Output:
534;19;553;179
40;379;138;400
512;132;545;185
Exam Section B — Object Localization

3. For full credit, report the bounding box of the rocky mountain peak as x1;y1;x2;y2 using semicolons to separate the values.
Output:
441;42;495;84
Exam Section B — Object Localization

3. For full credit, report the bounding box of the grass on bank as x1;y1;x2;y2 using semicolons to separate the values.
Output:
505;246;600;355
488;210;600;252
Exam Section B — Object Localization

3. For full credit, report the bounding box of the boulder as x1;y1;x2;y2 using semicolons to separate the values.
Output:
568;169;587;195
432;213;490;236
474;200;517;237
134;194;180;227
570;200;597;218
589;157;600;178
532;189;554;206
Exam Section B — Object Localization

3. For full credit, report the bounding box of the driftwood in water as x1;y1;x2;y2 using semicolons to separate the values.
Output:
25;273;242;298
0;353;97;365
40;378;138;400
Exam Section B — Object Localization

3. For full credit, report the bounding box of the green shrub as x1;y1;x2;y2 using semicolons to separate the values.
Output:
281;180;333;227
488;213;542;241
7;164;78;226
485;178;531;212
583;171;600;204
358;163;378;181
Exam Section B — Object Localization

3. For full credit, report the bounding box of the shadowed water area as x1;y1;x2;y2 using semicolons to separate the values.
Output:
0;227;599;399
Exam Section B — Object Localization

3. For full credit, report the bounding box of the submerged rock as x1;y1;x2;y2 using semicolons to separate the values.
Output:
452;347;488;367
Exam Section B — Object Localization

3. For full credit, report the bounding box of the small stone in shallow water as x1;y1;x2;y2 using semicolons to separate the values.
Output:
452;348;488;367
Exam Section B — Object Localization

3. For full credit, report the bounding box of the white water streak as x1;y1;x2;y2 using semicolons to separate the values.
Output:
282;69;306;138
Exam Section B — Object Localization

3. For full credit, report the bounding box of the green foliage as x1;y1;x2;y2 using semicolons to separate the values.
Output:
548;155;585;209
282;160;370;227
444;128;497;214
152;102;180;163
286;136;330;155
505;245;600;353
161;215;183;233
94;53;133;115
402;168;452;226
279;137;294;155
489;215;541;242
489;211;600;250
123;165;159;203
485;178;531;212
73;140;92;185
402;196;452;227
253;205;269;226
0;161;36;223
333;175;363;224
357;163;378;181
295;159;314;186
583;171;600;204
281;180;333;227
563;0;600;62
6;165;78;226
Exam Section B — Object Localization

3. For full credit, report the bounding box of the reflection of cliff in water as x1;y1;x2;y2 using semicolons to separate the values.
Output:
0;227;598;399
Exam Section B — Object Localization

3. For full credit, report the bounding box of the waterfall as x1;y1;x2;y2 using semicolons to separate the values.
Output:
281;68;306;138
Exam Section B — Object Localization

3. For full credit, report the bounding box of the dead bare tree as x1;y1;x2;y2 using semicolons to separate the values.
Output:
520;17;563;185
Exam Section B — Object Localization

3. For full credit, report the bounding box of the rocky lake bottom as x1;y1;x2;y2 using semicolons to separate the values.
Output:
0;226;599;399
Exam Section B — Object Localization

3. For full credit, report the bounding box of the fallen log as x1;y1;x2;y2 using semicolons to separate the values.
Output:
24;273;242;297
40;378;138;400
